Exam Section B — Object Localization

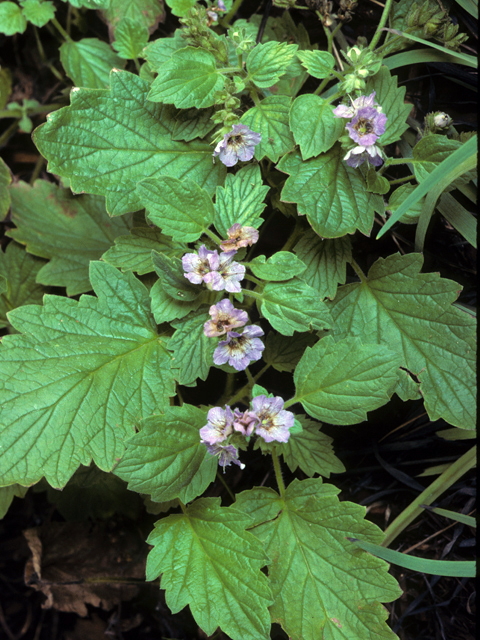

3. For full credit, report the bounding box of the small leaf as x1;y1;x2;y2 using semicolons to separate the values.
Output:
169;311;216;386
296;49;335;78
214;164;269;237
277;414;345;478
240;96;295;163
0;485;28;519
246;41;299;88
412;134;472;184
294;230;352;300
260;280;332;336
366;167;390;195
0;157;12;221
294;336;401;425
8;180;132;295
250;252;306;281
148;47;225;108
113;405;217;503
151;251;200;302
21;0;55;27
388;183;424;224
165;0;197;17
60;38;126;89
263;331;318;373
112;19;149;60
0;2;27;35
150;280;204;324
144;29;185;70
146;498;273;640
138;176;215;243
103;0;164;31
278;149;379;238
290;95;344;160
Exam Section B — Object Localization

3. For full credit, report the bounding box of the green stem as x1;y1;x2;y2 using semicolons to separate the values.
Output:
381;446;476;547
242;289;263;301
388;174;416;186
216;471;235;501
30;156;45;185
283;396;297;410
0;104;64;118
245;367;254;386
223;0;244;26
313;77;332;96
0;121;18;147
350;258;367;282
369;0;395;50
243;273;262;286
51;17;71;42
271;448;286;498
204;228;223;244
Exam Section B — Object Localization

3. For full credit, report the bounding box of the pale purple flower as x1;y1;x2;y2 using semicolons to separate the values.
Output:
233;408;259;437
333;91;379;118
217;0;226;10
204;442;245;471
204;299;248;337
251;395;294;443
345;106;387;146
213;124;261;167
204;250;245;293
220;224;259;252
199;405;234;445
213;324;265;371
182;245;219;285
344;144;383;168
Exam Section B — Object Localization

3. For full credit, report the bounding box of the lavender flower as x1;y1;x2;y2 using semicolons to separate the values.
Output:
251;395;294;443
204;299;248;337
333;91;380;118
199;405;234;445
204;442;245;471
233;408;258;437
345;106;387;147
213;325;265;371
204;250;245;293
344;144;383;168
213;124;261;167
220;224;259;252
182;245;219;285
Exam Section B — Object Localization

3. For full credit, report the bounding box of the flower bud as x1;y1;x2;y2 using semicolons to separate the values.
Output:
433;112;452;128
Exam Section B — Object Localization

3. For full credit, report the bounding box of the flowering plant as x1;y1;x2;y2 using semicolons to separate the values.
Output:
0;1;476;639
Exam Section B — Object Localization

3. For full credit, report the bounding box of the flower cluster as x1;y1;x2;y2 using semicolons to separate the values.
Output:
206;0;226;25
213;124;261;167
200;396;295;470
333;92;387;168
182;245;245;293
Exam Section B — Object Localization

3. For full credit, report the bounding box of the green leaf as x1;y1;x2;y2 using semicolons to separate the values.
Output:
278;148;378;238
293;336;401;425
214;164;269;237
112;19;149;60
277;414;345;478
0;262;175;488
148;47;225;108
294;230;352;300
367;167;391;195
0;2;27;35
365;66;412;145
394;369;421;401
385;28;477;69
165;0;197;17
20;0;55;26
169;311;216;386
146;498;273;640
384;47;477;71
113;405;217;503
423;505;476;528
240;96;295;163
150;279;204;323
103;0;164;31
259;280;332;336
102;226;186;275
0;484;28;519
151;250;200;302
59;0;108;8
328;253;476;429
437;192;477;248
290;95;344;160
249;252;306;281
138;176;215;243
412;134;474;184
0;157;12;221
296;49;335;78
0;242;46;330
172;107;216;142
263;331;318;373
235;479;401;640
8;180;132;296
388;183;424;224
60;38;126;89
33;71;225;216
246;41;299;89
144;30;185;70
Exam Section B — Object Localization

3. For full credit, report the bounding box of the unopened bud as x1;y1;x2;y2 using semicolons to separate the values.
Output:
433;112;452;128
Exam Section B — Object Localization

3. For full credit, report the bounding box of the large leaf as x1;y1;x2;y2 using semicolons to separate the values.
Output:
259;280;332;336
148;47;225;108
240;96;295;163
365;65;412;145
60;38;126;89
8;180;132;295
0;242;46;330
138;176;215;243
33;71;225;216
328;253;476;429
294;230;352;300
168;311;216;386
214;164;269;237
289;95;344;160
293;336;401;425
278;148;380;238
0;262;175;488
277;414;345;478
235;479;401;640
246;41;299;88
146;498;273;640
113;405;217;503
